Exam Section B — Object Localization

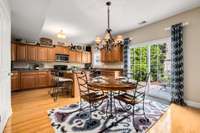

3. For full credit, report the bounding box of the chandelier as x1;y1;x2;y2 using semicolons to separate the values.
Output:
95;1;124;51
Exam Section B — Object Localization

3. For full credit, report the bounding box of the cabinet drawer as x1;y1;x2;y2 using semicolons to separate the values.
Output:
21;72;38;76
38;71;48;75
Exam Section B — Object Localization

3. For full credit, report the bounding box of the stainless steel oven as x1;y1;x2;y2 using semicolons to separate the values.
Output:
53;65;68;77
55;54;69;62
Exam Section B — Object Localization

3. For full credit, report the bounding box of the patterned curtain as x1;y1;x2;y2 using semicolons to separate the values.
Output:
171;23;185;105
123;38;131;76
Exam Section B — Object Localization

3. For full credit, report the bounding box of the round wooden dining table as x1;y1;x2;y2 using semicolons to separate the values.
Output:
87;77;137;117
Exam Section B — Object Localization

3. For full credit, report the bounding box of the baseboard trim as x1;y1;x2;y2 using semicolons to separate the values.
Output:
185;100;200;109
2;108;12;133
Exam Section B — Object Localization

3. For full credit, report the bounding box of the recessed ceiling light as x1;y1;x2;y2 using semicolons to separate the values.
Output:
139;21;147;25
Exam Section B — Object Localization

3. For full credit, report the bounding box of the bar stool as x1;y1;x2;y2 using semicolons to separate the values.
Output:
50;76;73;101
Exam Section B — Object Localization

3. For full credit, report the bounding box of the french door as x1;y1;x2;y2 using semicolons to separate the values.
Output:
129;39;171;91
0;0;11;132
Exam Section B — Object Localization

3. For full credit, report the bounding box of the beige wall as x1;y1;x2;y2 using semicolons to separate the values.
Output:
123;7;200;103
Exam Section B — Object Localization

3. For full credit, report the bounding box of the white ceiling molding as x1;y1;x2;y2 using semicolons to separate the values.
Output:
9;0;200;44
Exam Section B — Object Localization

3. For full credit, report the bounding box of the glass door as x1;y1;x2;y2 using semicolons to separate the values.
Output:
129;39;171;102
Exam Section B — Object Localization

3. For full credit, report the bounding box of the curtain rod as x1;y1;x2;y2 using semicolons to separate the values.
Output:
164;22;189;31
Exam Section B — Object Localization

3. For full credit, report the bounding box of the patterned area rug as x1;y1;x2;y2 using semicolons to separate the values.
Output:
48;100;168;133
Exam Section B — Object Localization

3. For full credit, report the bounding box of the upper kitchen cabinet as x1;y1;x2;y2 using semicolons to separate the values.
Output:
11;43;17;61
82;52;91;63
100;46;123;63
63;47;69;54
47;47;55;62
37;46;48;61
76;51;82;63
69;50;76;62
111;45;123;62
16;44;27;61
100;48;106;62
27;45;38;61
55;46;69;55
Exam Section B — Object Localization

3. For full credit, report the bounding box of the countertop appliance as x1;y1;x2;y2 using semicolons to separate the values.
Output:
56;54;69;62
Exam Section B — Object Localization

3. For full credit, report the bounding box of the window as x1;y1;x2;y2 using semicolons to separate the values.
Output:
93;48;101;67
129;38;171;83
129;38;171;102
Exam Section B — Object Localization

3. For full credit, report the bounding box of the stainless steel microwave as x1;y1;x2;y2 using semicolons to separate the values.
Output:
55;54;69;62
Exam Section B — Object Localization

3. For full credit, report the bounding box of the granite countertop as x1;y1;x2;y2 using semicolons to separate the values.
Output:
93;68;123;71
11;68;52;72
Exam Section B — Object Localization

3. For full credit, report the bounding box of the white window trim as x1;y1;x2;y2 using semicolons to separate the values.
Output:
128;37;171;72
129;38;171;48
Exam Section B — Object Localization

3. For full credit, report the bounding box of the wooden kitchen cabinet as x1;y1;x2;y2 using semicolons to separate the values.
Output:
11;43;17;61
69;50;76;62
20;72;37;89
11;72;20;91
82;52;91;63
48;71;54;86
55;46;68;54
55;46;62;54
37;71;49;88
63;47;69;55
47;47;55;61
107;50;112;62
12;71;51;91
37;46;48;61
82;52;87;63
100;48;106;62
87;52;91;63
112;45;123;62
17;44;27;61
100;46;123;62
27;45;37;61
76;51;82;63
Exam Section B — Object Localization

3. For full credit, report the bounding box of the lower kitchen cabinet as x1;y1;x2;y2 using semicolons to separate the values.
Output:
37;72;49;88
11;72;20;91
48;71;54;86
12;71;52;91
20;72;37;89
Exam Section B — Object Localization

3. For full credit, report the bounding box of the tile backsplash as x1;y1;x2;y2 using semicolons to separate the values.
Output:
93;62;123;69
12;62;84;69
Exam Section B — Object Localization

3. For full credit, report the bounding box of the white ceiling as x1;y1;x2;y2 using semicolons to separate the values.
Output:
10;0;200;44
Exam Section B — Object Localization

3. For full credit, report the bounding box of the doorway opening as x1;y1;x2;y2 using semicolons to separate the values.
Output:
129;38;171;103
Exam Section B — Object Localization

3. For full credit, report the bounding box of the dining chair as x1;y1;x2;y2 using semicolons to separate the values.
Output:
49;74;73;101
73;70;108;119
114;72;151;132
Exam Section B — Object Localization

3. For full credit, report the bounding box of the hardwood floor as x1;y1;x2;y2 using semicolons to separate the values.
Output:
148;103;200;133
4;88;80;133
4;88;200;133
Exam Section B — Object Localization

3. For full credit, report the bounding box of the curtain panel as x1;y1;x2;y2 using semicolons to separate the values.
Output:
123;38;131;76
171;23;185;105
